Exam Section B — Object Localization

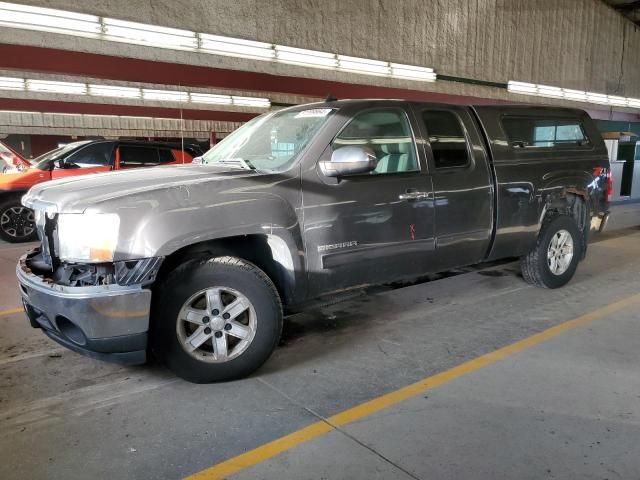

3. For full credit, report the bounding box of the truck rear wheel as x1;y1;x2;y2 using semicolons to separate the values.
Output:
0;198;37;243
520;215;583;289
151;256;283;383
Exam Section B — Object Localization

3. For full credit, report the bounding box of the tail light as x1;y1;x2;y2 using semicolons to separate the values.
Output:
593;166;613;205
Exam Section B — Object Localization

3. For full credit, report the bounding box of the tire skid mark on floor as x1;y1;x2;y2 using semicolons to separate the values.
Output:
0;347;66;366
1;373;178;434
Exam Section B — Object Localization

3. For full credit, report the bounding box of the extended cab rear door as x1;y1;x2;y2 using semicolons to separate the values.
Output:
412;105;494;270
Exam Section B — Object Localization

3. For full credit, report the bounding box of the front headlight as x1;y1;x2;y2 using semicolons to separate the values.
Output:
58;213;120;263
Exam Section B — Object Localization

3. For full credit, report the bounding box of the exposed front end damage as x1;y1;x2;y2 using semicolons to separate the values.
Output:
16;208;163;365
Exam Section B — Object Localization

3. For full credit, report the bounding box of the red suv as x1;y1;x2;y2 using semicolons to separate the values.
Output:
0;140;202;242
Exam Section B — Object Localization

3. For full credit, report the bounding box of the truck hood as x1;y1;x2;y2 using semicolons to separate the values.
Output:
22;164;261;213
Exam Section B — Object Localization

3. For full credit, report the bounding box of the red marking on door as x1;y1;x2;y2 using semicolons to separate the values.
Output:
409;224;416;240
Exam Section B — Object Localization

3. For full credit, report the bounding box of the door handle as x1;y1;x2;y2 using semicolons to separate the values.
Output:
399;190;432;201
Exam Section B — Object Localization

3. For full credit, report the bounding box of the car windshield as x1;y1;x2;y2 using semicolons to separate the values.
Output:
201;108;334;172
32;141;92;170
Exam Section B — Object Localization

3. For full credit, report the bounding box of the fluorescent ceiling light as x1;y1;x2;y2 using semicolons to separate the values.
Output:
607;96;627;107
0;110;41;115
537;85;564;98
563;89;587;102
390;63;436;81
586;92;609;105
0;2;100;36
200;34;274;59
509;80;640;110
142;89;189;102
88;84;141;98
275;46;337;68
190;93;233;105
0;76;25;90
0;2;438;84
103;18;197;50
27;79;87;95
0;74;270;107
507;81;537;94
338;55;390;75
232;96;271;108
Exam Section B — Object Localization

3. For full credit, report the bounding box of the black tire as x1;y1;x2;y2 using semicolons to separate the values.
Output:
151;256;283;383
0;197;37;243
520;215;584;289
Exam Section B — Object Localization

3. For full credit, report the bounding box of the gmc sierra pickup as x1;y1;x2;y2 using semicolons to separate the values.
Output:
17;100;611;383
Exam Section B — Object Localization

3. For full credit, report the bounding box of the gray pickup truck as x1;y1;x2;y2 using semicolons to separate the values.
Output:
17;100;611;383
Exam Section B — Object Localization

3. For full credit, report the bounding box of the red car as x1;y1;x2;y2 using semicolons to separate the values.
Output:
0;140;202;242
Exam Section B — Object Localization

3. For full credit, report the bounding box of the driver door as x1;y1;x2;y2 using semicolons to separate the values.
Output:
51;142;115;179
302;106;435;298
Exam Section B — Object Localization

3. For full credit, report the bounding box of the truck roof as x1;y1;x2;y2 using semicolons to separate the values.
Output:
284;99;589;117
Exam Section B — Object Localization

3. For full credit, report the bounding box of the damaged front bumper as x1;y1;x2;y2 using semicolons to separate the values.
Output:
16;251;152;365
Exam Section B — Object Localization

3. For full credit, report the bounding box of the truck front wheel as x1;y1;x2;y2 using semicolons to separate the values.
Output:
520;215;584;289
151;256;283;383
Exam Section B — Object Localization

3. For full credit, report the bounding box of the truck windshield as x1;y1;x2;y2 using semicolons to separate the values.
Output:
201;108;334;172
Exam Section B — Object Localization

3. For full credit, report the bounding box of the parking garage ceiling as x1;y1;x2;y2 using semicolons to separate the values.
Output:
604;0;640;25
0;0;639;139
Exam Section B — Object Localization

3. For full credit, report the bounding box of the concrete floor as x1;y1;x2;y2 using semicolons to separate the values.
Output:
1;205;639;480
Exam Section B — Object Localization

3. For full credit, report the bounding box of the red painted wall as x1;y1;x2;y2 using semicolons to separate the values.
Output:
29;135;75;157
0;43;637;126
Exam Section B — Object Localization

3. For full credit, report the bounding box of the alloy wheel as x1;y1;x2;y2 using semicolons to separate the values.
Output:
0;206;35;239
547;229;574;276
176;286;257;363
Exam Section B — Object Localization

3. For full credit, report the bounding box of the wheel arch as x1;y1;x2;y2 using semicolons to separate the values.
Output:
538;188;590;259
154;233;302;306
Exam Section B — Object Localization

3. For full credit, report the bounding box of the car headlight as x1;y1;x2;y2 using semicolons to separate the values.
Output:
58;213;120;263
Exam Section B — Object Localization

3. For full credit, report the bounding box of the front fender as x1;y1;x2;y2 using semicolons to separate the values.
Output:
109;177;306;302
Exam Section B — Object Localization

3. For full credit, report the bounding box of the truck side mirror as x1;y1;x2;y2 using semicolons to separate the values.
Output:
192;156;203;165
319;146;378;177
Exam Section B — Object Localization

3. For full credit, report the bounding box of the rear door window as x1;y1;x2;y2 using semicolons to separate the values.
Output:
420;110;470;169
119;146;160;166
502;116;590;148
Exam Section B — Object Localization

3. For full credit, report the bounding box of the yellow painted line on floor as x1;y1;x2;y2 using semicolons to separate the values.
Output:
185;291;640;480
0;307;23;317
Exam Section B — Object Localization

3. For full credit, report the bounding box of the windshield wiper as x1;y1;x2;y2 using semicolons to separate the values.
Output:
213;158;256;170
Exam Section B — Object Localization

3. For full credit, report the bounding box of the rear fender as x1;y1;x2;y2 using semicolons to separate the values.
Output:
535;172;593;257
